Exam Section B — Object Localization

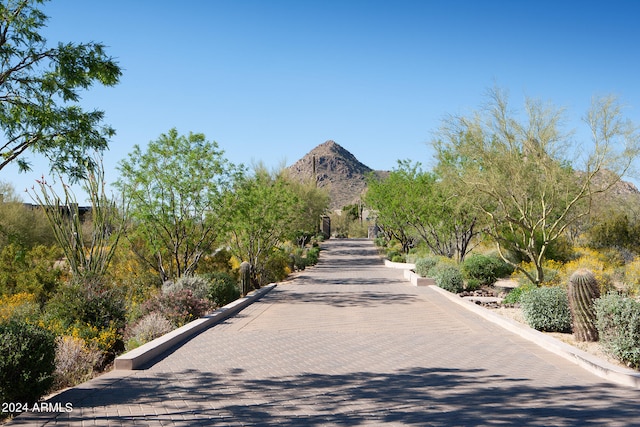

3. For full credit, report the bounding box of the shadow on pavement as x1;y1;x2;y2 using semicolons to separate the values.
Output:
20;366;639;426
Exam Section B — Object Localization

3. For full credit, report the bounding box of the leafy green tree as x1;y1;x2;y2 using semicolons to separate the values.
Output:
365;160;479;260
285;175;330;246
434;88;640;284
0;0;121;179
116;129;241;282
225;166;303;287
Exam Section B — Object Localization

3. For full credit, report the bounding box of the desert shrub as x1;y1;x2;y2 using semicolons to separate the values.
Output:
207;272;241;307
0;292;40;324
434;265;464;293
44;277;127;366
373;236;387;248
142;289;212;327
45;276;126;332
306;246;321;266
520;287;572;332
0;243;64;304
561;247;615;294
125;312;173;350
261;248;291;285
624;257;640;296
512;259;564;286
391;254;406;263
53;335;101;389
415;257;439;277
196;247;235;276
502;283;535;305
386;249;403;262
595;292;640;369
0;321;56;405
461;253;512;286
174;275;211;300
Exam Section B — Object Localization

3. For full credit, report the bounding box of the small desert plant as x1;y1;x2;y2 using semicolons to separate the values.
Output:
0;321;56;405
142;289;212;327
126;312;173;350
567;269;600;342
595;292;640;369
502;283;535;305
0;292;40;324
461;253;513;286
415;257;439;277
207;272;241;307
434;265;464;293
53;335;102;389
520;287;572;332
306;246;321;265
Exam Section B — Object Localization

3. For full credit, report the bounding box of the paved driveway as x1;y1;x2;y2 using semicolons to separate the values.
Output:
10;239;640;426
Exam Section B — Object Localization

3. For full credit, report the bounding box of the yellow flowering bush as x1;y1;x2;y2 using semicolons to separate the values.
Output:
0;292;39;324
624;257;640;296
561;247;614;293
511;260;565;286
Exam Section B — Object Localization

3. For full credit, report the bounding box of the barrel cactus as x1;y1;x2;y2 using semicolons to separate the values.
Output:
240;261;252;296
567;268;600;342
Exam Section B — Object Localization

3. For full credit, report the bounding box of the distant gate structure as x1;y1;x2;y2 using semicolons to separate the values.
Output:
321;215;330;239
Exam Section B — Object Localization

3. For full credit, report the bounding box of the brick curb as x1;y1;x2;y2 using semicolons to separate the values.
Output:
428;284;640;389
114;283;277;370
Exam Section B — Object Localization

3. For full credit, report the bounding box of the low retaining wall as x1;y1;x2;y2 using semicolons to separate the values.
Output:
403;269;435;287
114;284;277;370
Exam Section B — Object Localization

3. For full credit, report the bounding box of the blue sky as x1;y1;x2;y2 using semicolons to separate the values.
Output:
3;0;640;201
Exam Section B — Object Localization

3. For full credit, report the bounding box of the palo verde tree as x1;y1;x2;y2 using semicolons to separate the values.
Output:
365;160;479;260
116;128;242;282
0;0;121;179
225;165;304;287
434;88;640;285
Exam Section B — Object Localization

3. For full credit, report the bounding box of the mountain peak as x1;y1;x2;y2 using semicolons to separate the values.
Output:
287;140;385;210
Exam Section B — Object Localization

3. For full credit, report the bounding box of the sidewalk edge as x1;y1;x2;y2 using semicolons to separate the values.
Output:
114;284;277;370
428;284;640;389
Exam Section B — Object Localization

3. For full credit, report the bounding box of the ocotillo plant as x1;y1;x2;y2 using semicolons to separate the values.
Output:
567;268;601;342
240;261;251;296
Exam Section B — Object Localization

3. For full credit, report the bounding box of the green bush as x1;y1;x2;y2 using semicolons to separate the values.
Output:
207;272;241;307
391;254;406;263
415;257;439;277
461;253;513;286
502;283;535;305
595;292;640;369
434;265;464;293
306;247;321;266
45;277;126;332
0;321;56;405
387;249;403;262
520;287;572;332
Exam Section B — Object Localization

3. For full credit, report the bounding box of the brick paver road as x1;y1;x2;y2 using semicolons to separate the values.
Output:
10;239;640;426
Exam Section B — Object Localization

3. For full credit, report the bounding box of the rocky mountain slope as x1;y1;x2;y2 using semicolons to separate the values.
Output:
287;140;387;210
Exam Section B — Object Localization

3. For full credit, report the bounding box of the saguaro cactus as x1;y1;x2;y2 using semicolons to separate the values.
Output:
240;261;252;296
567;268;601;342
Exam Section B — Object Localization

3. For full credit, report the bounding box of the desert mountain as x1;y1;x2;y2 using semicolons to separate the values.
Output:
287;140;387;210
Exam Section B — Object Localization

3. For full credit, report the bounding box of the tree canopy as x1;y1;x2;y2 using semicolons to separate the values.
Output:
434;88;640;284
116;129;241;281
0;0;121;180
364;160;479;260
